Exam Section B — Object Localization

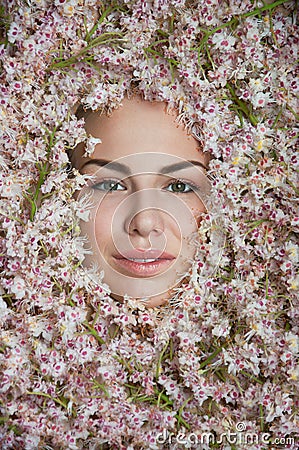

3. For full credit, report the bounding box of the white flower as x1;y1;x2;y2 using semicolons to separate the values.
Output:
10;276;26;299
7;21;23;44
251;91;272;108
84;135;102;157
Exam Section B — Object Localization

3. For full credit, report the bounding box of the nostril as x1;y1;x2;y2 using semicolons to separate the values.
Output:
127;209;165;237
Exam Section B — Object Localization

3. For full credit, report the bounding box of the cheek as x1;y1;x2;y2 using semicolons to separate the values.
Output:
187;197;206;226
93;199;119;247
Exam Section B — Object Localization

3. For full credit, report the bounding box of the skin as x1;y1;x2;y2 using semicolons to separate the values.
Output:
72;97;210;307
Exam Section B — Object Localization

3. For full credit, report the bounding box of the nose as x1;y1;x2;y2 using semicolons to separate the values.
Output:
123;188;166;238
126;207;164;238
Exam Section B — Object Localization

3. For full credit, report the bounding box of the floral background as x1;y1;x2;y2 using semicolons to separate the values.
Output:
0;0;298;449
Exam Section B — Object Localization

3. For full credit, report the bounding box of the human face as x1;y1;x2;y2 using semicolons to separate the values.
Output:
72;98;210;307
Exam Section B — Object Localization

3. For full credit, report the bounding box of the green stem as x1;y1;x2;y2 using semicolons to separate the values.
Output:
244;219;269;237
26;126;57;221
8;215;25;226
169;338;174;360
240;370;264;385
176;397;192;430
29;164;48;221
286;103;299;121
27;391;68;409
85;4;116;42
200;345;224;370
39;239;49;257
265;270;269;299
271;107;283;129
192;0;290;79
286;178;299;196
259;404;264;431
83;322;106;345
153;388;173;408
155;340;169;379
226;82;259;127
92;381;110;397
242;0;291;17
60;223;75;237
193;0;287;54
48;32;123;71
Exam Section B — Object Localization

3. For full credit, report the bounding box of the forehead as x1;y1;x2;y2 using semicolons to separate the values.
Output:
80;155;209;181
72;98;209;169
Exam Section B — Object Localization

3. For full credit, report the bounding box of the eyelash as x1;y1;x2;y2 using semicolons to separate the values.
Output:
92;179;125;192
91;178;200;194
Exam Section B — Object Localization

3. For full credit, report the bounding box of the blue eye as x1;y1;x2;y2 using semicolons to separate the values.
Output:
165;180;196;193
92;180;126;192
91;179;198;193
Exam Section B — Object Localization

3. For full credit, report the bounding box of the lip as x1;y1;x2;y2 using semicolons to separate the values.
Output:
114;249;175;260
112;249;176;277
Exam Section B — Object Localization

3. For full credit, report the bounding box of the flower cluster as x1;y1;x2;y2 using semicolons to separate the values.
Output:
0;0;298;449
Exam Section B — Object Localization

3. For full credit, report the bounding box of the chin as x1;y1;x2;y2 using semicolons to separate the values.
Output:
141;295;169;308
110;291;170;308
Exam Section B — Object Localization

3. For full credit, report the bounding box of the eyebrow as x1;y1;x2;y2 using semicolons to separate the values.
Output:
160;160;207;173
80;159;131;175
80;158;208;174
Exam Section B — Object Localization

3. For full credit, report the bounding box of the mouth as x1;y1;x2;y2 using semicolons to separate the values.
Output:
112;253;176;277
126;257;162;263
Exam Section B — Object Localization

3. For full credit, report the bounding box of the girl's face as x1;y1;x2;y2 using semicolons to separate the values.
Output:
72;98;210;307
